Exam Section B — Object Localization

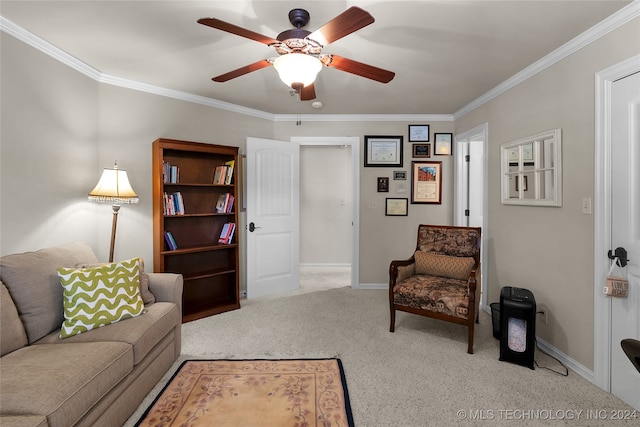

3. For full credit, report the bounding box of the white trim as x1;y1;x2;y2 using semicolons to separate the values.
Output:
453;1;640;120
454;123;489;311
275;114;453;122
356;283;387;290
537;337;594;382
291;136;360;289
593;53;640;392
299;263;351;268
3;1;637;123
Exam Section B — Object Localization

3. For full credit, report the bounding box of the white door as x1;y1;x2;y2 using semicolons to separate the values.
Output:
246;137;300;298
610;72;640;409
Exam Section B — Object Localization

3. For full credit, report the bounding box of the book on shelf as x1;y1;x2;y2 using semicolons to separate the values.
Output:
215;193;234;213
218;222;236;244
162;161;179;184
224;160;235;185
212;161;235;185
163;192;184;215
164;231;178;250
213;165;227;185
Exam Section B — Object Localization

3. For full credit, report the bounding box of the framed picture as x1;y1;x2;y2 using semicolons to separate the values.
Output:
385;198;408;216
411;161;442;204
377;177;389;192
434;133;453;155
393;171;407;180
408;125;430;142
412;144;430;158
364;135;403;167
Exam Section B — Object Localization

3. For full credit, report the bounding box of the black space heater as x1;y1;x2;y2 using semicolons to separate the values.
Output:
499;286;536;369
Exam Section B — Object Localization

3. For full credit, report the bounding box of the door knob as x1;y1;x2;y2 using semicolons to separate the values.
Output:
249;222;261;232
608;247;629;267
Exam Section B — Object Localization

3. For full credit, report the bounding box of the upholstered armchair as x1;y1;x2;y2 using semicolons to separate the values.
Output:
389;224;481;354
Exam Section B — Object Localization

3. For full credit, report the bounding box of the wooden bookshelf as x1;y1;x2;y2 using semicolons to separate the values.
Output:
152;138;240;322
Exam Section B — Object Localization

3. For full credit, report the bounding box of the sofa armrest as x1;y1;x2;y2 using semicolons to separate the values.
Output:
147;273;183;314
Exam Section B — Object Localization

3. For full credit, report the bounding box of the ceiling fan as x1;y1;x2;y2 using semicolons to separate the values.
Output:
197;6;395;101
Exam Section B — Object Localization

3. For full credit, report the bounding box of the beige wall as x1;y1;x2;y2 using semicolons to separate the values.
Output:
1;35;100;254
455;17;640;369
274;120;456;284
300;145;352;265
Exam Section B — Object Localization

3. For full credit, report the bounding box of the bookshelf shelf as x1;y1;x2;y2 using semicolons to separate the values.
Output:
153;138;240;322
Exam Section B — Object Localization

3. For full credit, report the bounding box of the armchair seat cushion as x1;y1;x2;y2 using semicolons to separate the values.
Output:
394;275;469;319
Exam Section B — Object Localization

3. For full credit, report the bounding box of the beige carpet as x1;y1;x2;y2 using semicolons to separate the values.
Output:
135;359;353;427
126;286;634;427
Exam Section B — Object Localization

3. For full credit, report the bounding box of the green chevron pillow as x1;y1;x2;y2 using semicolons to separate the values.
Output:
57;257;145;338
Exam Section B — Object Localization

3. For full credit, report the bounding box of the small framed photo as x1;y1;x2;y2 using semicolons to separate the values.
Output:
377;177;389;192
412;144;430;158
408;125;430;142
411;161;443;204
434;133;453;155
393;171;407;180
364;135;403;167
385;198;408;216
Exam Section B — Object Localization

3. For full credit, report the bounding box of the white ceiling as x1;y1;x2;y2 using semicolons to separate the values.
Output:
0;1;633;116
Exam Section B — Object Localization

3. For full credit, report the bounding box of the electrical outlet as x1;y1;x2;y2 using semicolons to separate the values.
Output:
537;305;548;324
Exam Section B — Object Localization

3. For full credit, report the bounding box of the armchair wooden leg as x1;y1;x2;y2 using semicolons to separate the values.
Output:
467;322;475;354
390;307;396;332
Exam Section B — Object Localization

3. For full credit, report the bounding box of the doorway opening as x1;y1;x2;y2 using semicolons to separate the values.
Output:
292;136;360;290
454;123;488;309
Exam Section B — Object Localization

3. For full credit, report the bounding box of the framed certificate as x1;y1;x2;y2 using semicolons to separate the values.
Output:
364;136;403;167
408;125;430;142
411;161;442;204
385;198;408;216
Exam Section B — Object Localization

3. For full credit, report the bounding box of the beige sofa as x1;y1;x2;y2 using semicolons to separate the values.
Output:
0;242;183;427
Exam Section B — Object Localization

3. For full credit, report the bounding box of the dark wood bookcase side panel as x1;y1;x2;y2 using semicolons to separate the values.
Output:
152;138;240;322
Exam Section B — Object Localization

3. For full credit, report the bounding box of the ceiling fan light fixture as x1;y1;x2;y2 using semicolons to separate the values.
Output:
273;53;322;88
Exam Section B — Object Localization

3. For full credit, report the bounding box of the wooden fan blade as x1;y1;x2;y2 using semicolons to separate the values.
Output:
307;7;374;47
300;83;316;101
213;59;272;82
198;18;280;46
322;54;395;83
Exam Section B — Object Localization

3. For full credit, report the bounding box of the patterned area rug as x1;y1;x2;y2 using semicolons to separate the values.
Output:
135;359;354;427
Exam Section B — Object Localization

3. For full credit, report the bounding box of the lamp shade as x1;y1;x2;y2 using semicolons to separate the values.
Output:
88;163;139;205
273;53;322;88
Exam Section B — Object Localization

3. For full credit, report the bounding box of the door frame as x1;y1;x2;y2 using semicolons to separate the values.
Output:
593;54;640;391
454;123;489;310
291;136;360;288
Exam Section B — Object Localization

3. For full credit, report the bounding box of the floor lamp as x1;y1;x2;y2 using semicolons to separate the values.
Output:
88;161;139;262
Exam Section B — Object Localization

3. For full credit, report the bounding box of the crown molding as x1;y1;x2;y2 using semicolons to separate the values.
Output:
3;1;638;124
453;1;640;120
273;114;453;122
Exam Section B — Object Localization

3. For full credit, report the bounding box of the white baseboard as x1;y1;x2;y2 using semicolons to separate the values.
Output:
535;336;594;383
299;263;351;268
354;282;387;290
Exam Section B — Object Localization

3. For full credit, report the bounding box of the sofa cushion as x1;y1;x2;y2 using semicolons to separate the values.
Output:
0;242;99;343
76;257;156;305
57;257;145;338
0;341;132;427
36;302;179;365
414;251;475;280
0;282;28;356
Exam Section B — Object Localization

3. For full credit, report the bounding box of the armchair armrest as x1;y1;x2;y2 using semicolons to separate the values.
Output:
147;273;183;314
389;257;416;287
